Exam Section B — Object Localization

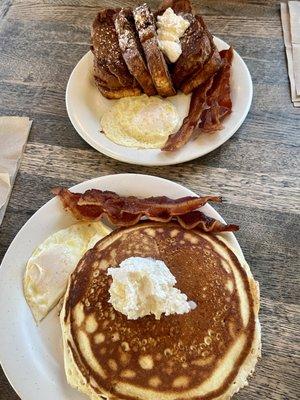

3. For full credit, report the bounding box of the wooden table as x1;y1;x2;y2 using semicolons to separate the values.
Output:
0;0;299;399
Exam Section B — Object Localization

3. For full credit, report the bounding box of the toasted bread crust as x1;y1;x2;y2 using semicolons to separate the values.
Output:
93;59;123;89
94;78;141;99
133;4;176;97
157;0;193;15
91;3;225;99
180;49;222;94
91;9;141;98
114;9;157;96
172;14;214;88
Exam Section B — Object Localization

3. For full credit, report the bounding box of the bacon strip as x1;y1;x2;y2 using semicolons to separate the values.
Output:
51;188;105;220
52;188;237;232
196;47;233;135
53;188;220;221
162;47;233;151
177;210;239;232
77;188;221;214
162;77;213;151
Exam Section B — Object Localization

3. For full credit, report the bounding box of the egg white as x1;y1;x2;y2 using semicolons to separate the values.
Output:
23;221;111;322
101;95;182;149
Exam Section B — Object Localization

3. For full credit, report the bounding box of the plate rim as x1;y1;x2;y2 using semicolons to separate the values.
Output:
66;37;253;166
0;173;243;400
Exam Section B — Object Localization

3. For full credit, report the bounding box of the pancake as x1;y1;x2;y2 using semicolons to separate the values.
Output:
61;221;260;400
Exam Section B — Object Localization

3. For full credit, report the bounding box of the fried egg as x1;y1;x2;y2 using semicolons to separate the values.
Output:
101;95;181;148
23;221;111;322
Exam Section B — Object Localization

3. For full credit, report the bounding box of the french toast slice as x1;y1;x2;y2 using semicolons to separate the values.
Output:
133;4;176;97
157;1;221;92
114;9;157;96
94;79;141;99
93;59;123;89
93;59;140;98
157;0;193;14
172;14;218;88
91;9;141;99
180;49;222;94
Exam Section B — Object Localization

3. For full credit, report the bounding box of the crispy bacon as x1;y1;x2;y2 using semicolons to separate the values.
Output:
54;187;220;220
196;47;233;134
51;188;105;220
162;77;213;151
78;189;221;213
177;210;239;232
52;188;237;232
162;47;233;151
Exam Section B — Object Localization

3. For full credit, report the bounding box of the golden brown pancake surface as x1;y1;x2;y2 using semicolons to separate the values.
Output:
62;221;260;400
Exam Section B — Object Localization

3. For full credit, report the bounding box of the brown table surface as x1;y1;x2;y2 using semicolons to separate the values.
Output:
0;0;299;399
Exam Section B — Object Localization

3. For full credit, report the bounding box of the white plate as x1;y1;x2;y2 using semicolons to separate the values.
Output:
66;37;252;166
0;174;243;400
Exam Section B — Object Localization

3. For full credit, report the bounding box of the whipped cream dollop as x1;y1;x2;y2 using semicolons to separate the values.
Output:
156;7;190;63
107;257;196;320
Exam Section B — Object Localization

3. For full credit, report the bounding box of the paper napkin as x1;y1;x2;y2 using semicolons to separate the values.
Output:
0;117;32;225
281;2;300;107
289;1;300;95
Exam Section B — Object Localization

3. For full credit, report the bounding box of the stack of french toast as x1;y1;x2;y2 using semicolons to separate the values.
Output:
91;0;222;99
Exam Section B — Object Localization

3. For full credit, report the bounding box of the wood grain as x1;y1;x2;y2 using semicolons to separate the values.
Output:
0;0;299;399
